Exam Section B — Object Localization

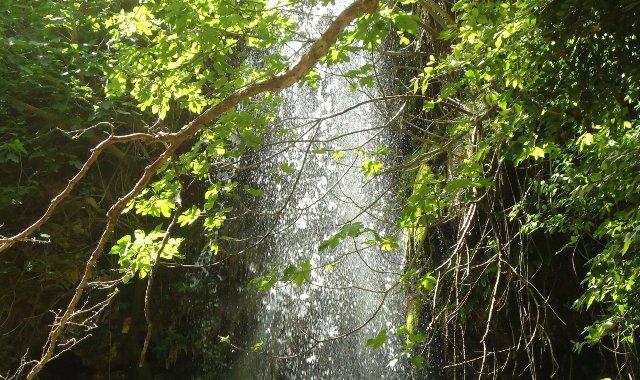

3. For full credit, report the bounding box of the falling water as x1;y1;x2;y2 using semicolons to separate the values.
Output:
230;1;408;378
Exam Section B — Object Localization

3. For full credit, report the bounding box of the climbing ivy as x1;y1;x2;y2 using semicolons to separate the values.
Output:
406;0;640;358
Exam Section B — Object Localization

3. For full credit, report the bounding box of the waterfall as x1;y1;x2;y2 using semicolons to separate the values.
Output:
229;1;408;378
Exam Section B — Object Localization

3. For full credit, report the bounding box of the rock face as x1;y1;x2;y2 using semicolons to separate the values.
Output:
403;168;620;378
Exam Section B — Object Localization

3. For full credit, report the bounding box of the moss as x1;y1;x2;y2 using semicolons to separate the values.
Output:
405;293;422;336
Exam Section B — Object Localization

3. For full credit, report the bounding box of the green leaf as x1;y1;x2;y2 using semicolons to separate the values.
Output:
319;222;366;251
303;69;321;89
410;355;426;368
419;273;437;291
373;146;391;155
400;269;419;285
251;341;264;351
392;13;419;35
158;199;173;218
578;133;594;150
279;163;295;174
529;146;546;160
204;213;226;231
378;236;399;251
177;206;200;227
366;329;388;349
240;130;263;149
244;185;265;197
361;160;383;177
204;184;220;211
282;261;312;286
331;150;345;161
622;233;633;255
408;331;427;345
109;235;132;255
251;268;277;292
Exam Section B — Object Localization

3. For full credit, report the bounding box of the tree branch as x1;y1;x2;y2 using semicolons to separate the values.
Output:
0;132;166;253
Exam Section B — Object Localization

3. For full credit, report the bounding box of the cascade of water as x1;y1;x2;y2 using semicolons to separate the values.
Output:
230;1;408;378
